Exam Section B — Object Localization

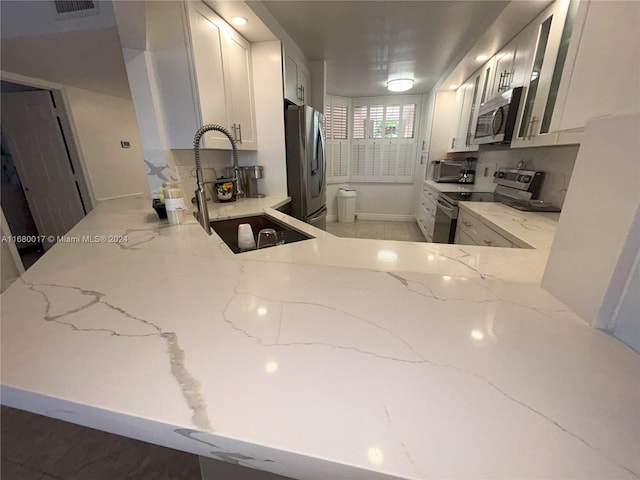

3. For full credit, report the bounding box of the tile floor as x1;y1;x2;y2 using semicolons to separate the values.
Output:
326;219;425;242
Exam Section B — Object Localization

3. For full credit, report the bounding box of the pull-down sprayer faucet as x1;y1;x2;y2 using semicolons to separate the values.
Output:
193;124;244;234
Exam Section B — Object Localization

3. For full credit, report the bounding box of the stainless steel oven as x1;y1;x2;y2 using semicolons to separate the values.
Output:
433;192;497;244
433;196;459;243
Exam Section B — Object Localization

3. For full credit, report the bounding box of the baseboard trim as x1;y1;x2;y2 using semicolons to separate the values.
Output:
355;213;415;222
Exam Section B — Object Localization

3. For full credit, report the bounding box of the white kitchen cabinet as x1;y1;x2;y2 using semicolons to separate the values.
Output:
511;0;578;148
221;30;258;149
455;209;522;248
449;71;481;152
417;182;439;242
550;0;640;133
284;52;311;105
487;24;536;98
150;1;257;150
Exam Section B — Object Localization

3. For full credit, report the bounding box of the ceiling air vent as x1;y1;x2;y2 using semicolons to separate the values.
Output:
53;0;99;18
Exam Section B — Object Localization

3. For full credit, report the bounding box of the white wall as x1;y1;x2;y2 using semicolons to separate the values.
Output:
542;114;640;347
327;183;415;221
65;86;149;201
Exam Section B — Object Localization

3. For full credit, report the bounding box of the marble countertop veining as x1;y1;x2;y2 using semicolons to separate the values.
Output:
1;196;639;480
459;202;561;249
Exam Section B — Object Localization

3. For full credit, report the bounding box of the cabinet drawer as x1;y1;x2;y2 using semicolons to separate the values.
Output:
457;210;520;248
454;227;478;246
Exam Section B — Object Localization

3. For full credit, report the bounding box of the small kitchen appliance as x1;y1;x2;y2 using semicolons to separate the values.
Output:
432;158;477;184
473;87;524;145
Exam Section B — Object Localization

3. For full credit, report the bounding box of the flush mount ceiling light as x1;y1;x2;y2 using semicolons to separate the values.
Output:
386;79;414;92
475;54;489;61
449;84;458;90
231;16;248;26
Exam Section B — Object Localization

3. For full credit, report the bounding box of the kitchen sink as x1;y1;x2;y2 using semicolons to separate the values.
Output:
210;214;314;254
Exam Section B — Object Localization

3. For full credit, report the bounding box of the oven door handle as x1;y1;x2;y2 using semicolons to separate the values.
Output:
437;199;456;212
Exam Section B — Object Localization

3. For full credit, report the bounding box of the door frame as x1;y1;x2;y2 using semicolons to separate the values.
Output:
1;70;96;212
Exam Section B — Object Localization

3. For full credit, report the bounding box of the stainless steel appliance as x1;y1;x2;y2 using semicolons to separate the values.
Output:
433;191;496;243
432;167;557;244
432;157;477;184
473;87;524;145
284;105;327;230
432;160;464;183
493;168;561;212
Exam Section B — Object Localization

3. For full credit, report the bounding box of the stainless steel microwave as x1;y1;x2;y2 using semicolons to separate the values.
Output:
432;160;464;183
473;87;524;145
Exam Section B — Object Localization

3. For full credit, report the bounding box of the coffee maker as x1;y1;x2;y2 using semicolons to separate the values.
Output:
459;157;476;184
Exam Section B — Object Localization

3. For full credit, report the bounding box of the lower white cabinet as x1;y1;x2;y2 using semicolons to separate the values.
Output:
455;209;521;248
416;182;438;241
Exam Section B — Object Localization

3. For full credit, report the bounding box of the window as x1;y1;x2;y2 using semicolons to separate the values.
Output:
325;95;420;184
325;96;350;182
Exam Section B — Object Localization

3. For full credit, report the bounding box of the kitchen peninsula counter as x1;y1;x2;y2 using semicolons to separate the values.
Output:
2;196;639;480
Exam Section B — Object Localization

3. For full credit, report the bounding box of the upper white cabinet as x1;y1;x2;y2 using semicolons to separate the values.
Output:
550;0;640;132
284;52;310;105
150;1;257;150
486;25;536;99
449;70;482;152
511;0;578;147
221;27;258;149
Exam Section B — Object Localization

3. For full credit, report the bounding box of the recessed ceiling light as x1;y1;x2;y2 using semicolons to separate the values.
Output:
449;84;458;90
475;55;489;61
386;79;414;92
231;16;248;26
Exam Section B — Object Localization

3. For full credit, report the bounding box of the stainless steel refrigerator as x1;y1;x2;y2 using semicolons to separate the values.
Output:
284;104;327;230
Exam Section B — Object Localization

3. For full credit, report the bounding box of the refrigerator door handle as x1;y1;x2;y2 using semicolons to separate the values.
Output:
315;118;326;192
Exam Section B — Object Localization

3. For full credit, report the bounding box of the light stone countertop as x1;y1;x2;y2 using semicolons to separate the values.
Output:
458;202;561;249
424;179;495;193
2;195;639;480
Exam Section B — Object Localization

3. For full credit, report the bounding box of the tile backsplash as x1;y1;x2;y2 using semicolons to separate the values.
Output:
442;145;579;207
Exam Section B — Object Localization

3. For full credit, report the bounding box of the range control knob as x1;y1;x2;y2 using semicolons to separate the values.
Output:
521;175;532;183
497;171;505;178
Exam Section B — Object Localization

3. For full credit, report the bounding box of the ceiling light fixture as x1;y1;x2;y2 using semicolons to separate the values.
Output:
475;55;489;61
231;16;248;26
386;79;414;92
449;84;458;90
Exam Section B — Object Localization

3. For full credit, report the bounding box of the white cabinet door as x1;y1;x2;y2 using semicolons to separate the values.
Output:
157;2;258;151
489;49;515;98
284;52;310;105
511;0;576;148
284;54;299;104
449;72;481;152
552;0;640;132
298;65;310;104
222;31;258;150
511;23;537;90
187;2;230;149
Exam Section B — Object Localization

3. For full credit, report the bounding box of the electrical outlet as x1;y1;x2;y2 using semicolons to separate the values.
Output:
120;141;131;149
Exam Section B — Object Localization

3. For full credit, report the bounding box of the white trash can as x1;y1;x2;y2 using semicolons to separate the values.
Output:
336;188;357;223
